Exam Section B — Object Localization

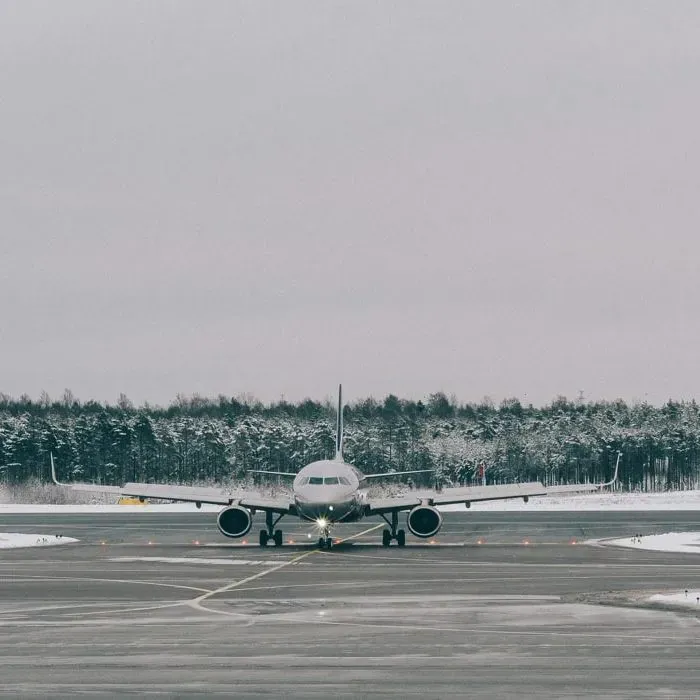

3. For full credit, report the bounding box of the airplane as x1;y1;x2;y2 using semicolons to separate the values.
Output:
51;385;620;549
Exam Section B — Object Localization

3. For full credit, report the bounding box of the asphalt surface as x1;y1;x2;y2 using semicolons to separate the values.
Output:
2;510;700;698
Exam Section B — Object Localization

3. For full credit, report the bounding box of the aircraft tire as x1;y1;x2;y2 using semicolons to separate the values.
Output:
382;529;391;547
397;529;406;547
259;530;269;547
325;537;333;549
318;537;326;549
273;529;283;547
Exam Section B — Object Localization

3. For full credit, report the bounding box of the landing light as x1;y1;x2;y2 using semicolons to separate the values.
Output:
316;517;329;529
329;506;334;512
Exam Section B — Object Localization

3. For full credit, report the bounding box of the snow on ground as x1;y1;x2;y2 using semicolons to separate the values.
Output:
604;531;700;554
439;489;700;512
649;590;700;609
0;532;79;549
0;502;222;513
1;489;700;513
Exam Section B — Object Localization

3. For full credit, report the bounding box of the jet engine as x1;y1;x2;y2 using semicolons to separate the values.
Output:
217;505;252;538
406;505;443;538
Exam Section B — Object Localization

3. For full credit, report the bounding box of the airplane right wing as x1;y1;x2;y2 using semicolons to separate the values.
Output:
51;454;296;514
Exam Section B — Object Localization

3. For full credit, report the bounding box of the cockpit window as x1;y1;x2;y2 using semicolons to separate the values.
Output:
338;476;351;485
324;476;339;484
308;477;324;485
297;477;309;485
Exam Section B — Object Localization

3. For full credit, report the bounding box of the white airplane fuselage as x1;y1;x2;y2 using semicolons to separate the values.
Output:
292;459;368;524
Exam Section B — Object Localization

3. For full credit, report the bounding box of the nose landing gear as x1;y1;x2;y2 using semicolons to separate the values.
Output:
317;522;333;549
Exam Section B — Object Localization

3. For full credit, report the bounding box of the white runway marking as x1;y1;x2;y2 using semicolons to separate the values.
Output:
187;523;384;619
109;556;277;566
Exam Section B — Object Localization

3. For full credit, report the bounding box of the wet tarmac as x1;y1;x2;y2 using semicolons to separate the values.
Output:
1;510;700;698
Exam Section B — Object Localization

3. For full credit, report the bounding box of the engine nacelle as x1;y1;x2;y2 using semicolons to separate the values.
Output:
406;505;443;538
217;505;252;538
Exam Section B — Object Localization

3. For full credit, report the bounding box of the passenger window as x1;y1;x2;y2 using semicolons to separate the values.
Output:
324;477;339;484
309;477;323;485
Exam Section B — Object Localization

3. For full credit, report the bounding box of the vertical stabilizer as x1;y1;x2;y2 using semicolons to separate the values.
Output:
335;384;344;460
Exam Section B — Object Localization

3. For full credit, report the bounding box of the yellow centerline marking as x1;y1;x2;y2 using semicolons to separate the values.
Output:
187;523;384;618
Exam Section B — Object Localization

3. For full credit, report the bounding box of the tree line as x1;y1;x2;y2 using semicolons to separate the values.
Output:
1;390;700;492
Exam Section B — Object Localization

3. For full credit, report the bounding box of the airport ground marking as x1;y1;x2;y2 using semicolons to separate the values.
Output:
187;523;383;618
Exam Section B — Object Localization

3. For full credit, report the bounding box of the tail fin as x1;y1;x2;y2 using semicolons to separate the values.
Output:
335;384;344;460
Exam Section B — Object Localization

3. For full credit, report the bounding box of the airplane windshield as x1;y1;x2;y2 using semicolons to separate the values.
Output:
324;477;339;484
308;477;324;485
339;476;350;485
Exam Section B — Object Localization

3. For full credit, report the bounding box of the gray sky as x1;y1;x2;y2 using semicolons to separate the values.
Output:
2;1;699;408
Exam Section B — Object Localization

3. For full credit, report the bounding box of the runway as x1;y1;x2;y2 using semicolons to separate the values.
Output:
2;511;700;698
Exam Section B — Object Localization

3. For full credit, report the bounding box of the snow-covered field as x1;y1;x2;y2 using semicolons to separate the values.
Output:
0;532;78;549
1;489;700;514
440;489;700;511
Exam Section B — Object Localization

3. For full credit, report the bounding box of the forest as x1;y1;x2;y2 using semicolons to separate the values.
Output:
2;390;700;493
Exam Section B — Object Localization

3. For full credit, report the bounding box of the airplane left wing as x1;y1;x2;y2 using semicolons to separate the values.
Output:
367;454;621;515
367;482;548;515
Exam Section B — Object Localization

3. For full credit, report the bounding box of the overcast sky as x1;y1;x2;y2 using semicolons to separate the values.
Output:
2;1;699;408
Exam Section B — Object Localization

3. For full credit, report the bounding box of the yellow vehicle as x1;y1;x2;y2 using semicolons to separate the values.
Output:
117;496;148;505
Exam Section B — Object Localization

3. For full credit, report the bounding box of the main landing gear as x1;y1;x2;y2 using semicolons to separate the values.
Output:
380;511;406;547
259;511;284;547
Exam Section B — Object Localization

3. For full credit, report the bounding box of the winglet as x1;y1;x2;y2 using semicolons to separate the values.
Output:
335;384;344;460
599;451;621;488
50;452;63;486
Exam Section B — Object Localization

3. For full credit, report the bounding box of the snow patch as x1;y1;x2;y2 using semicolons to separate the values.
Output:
604;531;700;554
439;490;700;512
649;590;700;608
0;532;79;549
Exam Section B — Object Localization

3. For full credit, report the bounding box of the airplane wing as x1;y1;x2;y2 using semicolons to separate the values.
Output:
367;453;621;515
362;469;435;480
50;454;296;514
367;482;548;515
